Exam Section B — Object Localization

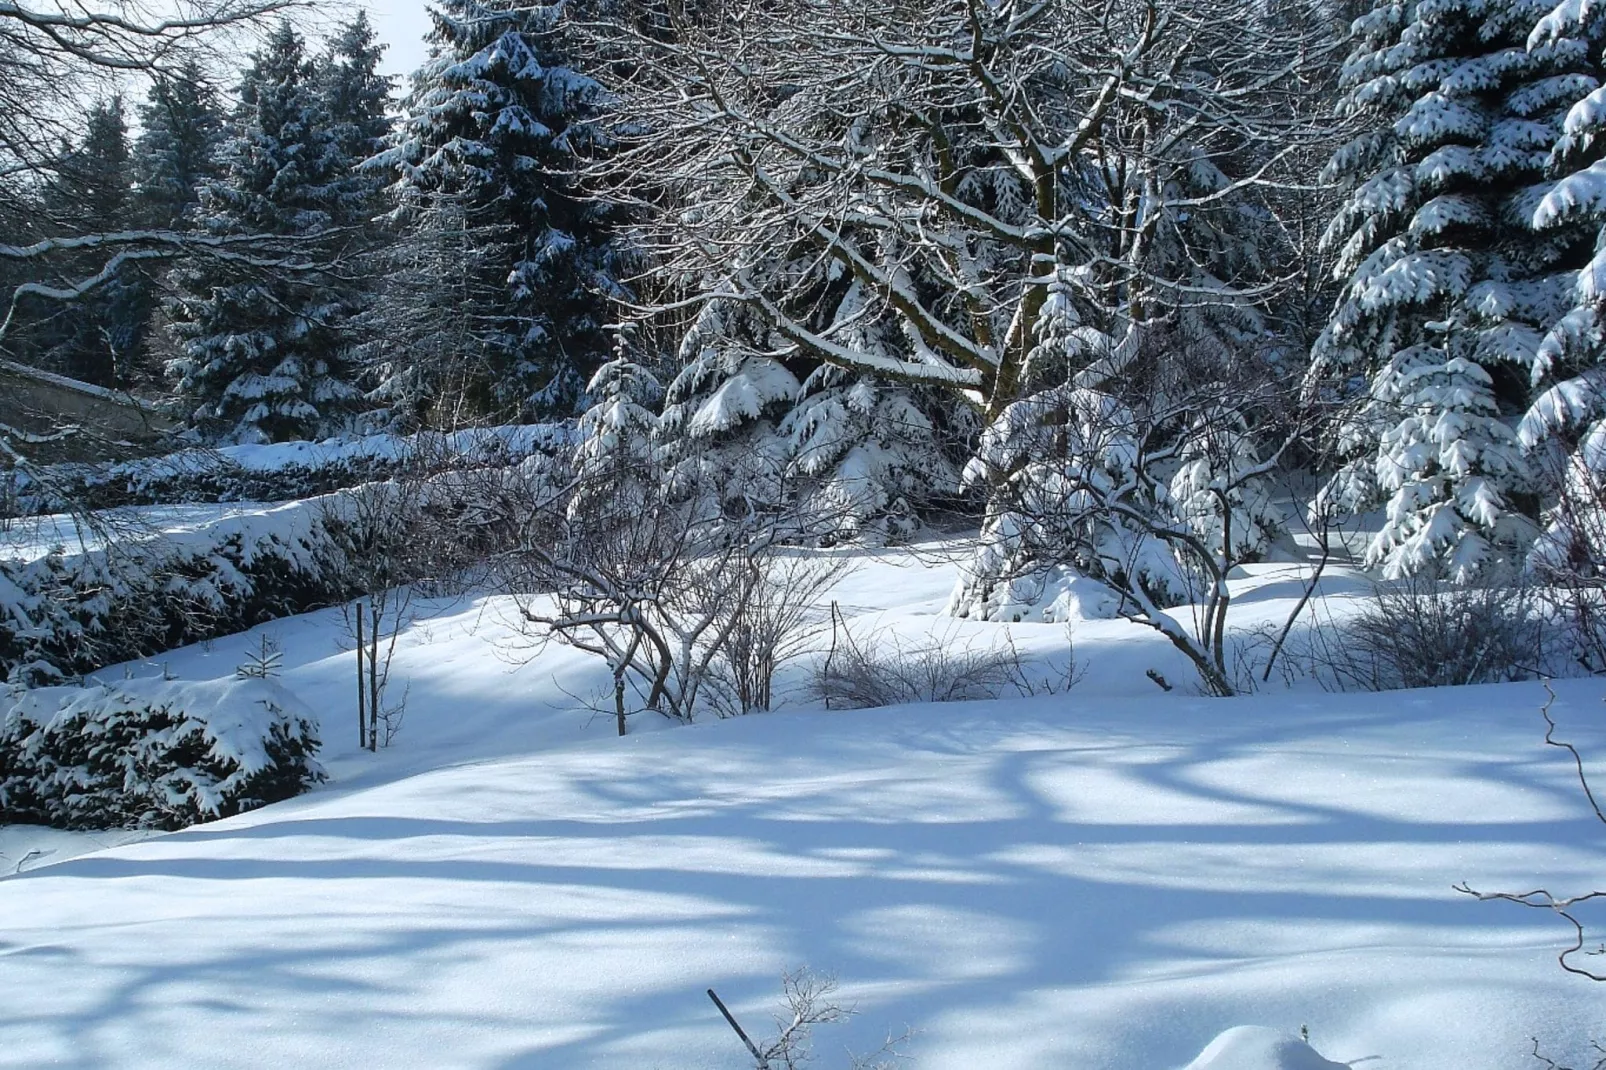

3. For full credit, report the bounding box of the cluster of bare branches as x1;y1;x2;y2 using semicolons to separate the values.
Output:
1458;683;1606;981
565;0;1343;695
710;968;911;1070
1528;449;1606;674
813;613;1082;710
503;457;852;730
315;442;560;749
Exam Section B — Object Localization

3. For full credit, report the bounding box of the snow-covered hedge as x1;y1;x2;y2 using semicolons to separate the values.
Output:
0;496;354;686
1;452;569;686
5;424;571;517
0;678;324;830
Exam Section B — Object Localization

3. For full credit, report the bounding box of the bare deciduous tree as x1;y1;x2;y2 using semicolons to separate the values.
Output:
588;0;1328;415
577;0;1336;696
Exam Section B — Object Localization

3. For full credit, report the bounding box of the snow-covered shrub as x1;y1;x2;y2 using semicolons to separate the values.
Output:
3;424;568;518
950;286;1288;697
0;445;573;686
1312;574;1547;691
810;620;1077;710
0;678;324;830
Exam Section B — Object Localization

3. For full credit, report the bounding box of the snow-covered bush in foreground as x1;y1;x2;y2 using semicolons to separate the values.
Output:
0;678;324;830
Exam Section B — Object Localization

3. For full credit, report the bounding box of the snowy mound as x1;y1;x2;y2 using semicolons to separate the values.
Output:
1184;1027;1349;1070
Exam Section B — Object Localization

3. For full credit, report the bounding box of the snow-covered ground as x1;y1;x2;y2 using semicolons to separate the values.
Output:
2;547;1602;1068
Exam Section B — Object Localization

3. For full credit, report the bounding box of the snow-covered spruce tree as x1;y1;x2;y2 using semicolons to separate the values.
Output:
569;334;664;523
1520;0;1606;574
166;20;362;443
655;298;802;524
313;12;395;427
951;268;1289;694
954;127;1294;621
371;0;623;425
640;272;963;539
134;61;226;230
317;12;393;210
1314;0;1594;578
780;363;961;543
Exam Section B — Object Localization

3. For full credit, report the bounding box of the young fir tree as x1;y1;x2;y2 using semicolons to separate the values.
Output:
39;97;151;385
134;61;225;229
570;334;664;523
372;0;623;423
651;236;970;540
774;278;962;543
656;298;802;520
952;268;1200;620
1315;0;1591;578
166;21;361;443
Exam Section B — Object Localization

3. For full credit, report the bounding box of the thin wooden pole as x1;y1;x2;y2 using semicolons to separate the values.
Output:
706;989;765;1068
355;604;366;748
368;602;381;751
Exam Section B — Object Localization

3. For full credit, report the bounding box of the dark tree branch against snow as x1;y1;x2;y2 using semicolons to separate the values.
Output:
1458;681;1606;982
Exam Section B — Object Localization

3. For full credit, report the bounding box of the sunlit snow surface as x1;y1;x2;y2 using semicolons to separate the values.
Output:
1;503;280;562
0;547;1601;1068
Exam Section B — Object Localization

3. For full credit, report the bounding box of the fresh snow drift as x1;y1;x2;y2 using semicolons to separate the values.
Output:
1183;1027;1347;1070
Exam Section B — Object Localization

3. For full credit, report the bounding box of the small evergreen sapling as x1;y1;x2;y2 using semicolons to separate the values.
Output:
235;633;283;680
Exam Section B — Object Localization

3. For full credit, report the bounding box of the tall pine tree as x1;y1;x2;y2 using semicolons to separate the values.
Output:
1315;0;1591;577
317;11;392;231
166;21;361;443
1520;0;1606;566
315;12;394;427
134;61;225;230
38;97;151;385
372;0;623;424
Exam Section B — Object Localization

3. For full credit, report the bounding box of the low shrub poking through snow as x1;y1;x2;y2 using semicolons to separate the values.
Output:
811;618;1081;710
1306;573;1548;691
0;678;324;830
